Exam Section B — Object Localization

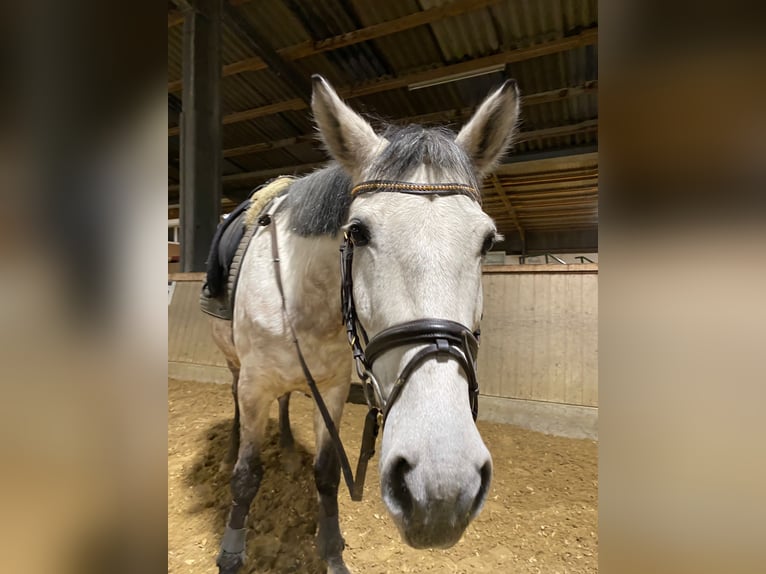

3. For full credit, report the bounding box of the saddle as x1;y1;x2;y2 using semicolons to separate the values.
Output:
200;176;294;320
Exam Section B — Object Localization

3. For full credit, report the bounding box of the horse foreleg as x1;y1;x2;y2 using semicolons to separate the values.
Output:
217;381;270;574
313;382;351;574
222;361;240;470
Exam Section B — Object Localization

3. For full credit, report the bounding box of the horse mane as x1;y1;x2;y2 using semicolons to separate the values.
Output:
285;162;353;237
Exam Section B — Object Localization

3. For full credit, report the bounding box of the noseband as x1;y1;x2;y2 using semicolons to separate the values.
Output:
340;181;482;425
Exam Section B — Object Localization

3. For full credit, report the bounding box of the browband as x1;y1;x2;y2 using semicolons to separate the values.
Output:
351;180;481;204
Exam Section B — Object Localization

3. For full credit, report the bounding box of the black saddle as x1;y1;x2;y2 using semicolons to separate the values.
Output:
200;177;294;320
204;197;252;300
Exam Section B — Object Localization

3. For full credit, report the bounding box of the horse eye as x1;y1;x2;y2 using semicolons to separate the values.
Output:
347;222;370;246
481;233;496;256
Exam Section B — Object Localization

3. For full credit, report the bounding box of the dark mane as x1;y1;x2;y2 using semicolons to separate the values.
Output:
285;162;353;237
368;124;478;189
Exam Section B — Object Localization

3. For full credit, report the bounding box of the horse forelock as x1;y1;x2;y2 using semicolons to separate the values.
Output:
368;124;479;189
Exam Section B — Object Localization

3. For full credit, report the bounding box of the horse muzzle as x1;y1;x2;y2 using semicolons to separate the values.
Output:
379;427;493;549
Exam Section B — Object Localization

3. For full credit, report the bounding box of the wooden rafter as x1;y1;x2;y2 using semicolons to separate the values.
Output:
168;11;184;28
222;3;312;100
224;135;317;158
167;0;502;91
491;174;524;241
167;27;598;119
216;83;597;157
390;81;597;125
340;28;597;99
168;98;306;136
514;120;598;143
487;169;599;187
169;120;597;192
500;187;599;201
168;0;193;22
172;75;595;138
168;162;325;193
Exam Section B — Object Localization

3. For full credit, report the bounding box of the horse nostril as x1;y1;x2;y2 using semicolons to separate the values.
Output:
386;457;414;517
471;460;493;518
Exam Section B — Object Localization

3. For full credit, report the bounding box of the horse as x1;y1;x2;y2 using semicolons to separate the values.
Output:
209;74;520;574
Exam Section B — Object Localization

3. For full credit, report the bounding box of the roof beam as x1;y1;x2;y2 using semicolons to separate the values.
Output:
224;134;317;158
168;30;596;133
169;149;599;204
490;174;525;241
280;0;502;61
222;3;312;100
393;81;597;125
168;0;193;27
217;82;596;157
505;187;599;201
491;169;599;186
168;98;306;136
168;162;325;193
171;83;596;138
168;11;185;28
168;0;502;91
513;119;598;143
339;28;597;99
169;121;598;192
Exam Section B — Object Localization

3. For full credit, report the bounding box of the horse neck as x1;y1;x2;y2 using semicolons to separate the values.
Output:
281;228;343;336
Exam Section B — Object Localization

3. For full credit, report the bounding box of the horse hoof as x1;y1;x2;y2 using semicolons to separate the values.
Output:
216;549;245;574
326;556;351;574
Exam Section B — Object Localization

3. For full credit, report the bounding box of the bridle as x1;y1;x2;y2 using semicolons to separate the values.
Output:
341;180;482;425
266;178;484;501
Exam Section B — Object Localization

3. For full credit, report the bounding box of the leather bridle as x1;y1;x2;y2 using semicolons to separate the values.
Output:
266;179;484;502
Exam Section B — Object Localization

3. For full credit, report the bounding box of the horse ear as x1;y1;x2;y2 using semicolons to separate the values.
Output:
455;79;521;178
311;75;386;176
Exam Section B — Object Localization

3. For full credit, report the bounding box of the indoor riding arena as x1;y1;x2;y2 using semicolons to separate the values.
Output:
168;1;598;573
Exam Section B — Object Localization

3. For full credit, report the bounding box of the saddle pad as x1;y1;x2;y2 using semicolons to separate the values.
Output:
200;176;294;320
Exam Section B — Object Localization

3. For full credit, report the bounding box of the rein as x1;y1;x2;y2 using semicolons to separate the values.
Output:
265;180;482;502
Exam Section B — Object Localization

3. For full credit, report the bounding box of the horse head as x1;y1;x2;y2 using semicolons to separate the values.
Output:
311;75;520;549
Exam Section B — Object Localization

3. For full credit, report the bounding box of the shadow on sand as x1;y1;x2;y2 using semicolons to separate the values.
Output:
184;418;326;573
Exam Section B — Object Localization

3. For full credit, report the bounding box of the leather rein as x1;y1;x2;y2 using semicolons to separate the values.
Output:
264;179;482;501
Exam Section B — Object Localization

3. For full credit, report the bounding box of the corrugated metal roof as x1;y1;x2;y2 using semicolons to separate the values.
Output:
168;0;598;246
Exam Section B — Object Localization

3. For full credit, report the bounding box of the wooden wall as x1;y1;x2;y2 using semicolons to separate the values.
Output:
168;273;229;383
476;264;598;438
479;264;598;406
168;264;598;438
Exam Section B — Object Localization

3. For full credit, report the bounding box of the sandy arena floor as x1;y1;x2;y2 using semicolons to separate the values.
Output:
168;379;597;573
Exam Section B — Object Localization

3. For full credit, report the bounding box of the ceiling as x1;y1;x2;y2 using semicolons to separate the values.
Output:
168;0;598;253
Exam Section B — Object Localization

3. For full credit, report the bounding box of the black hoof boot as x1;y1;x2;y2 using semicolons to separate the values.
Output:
216;549;245;574
217;527;247;573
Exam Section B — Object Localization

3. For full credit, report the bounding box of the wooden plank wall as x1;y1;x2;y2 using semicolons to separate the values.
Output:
168;275;229;382
169;265;598;409
478;265;598;407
